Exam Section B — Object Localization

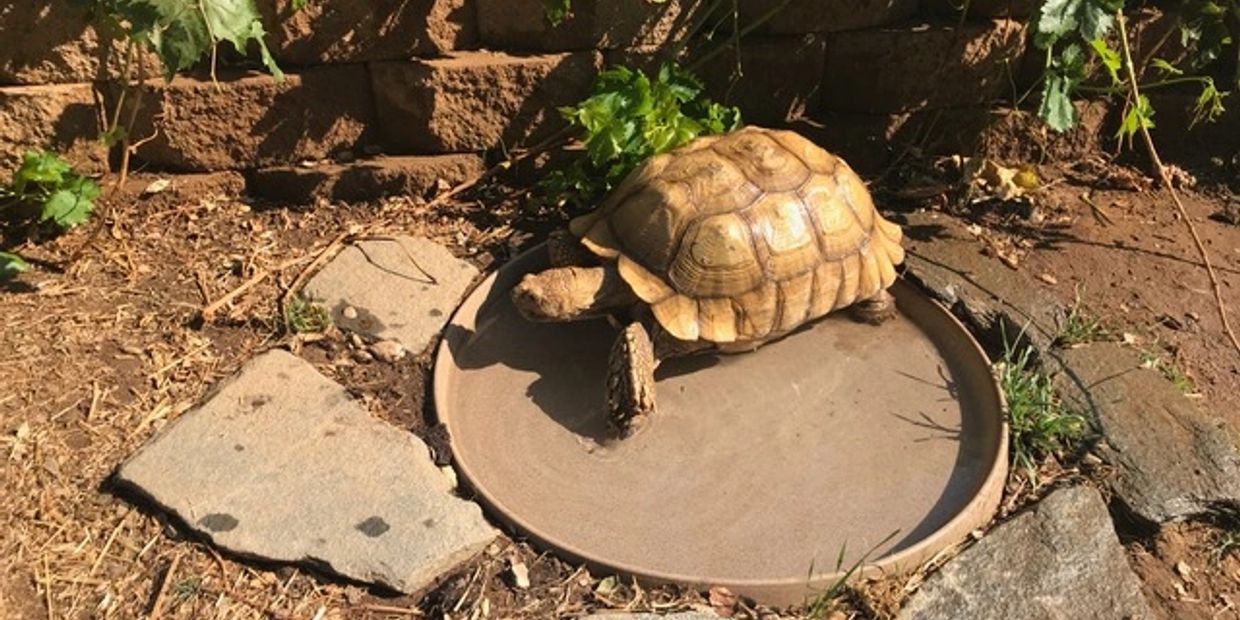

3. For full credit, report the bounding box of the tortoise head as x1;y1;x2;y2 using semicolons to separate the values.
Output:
511;265;635;323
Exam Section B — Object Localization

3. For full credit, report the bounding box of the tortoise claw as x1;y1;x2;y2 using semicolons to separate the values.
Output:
606;322;657;438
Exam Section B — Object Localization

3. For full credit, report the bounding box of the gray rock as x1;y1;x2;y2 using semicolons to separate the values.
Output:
899;211;1065;354
899;485;1151;620
1053;343;1240;523
304;236;478;353
116;349;497;594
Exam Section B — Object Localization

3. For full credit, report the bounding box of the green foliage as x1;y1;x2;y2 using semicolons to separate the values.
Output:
0;151;100;281
542;0;572;25
2;151;100;230
1032;0;1233;133
88;0;282;80
544;62;742;207
284;296;332;333
0;252;29;281
1053;294;1113;347
803;530;900;617
998;336;1087;482
1139;349;1196;394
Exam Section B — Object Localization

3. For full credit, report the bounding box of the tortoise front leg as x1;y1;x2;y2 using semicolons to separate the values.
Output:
547;229;597;267
606;322;657;438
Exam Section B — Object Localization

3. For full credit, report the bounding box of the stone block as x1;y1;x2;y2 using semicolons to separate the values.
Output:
125;67;376;171
0;83;107;175
260;0;478;65
738;0;919;34
696;34;828;124
303;236;479;352
900;486;1152;619
478;0;708;51
822;19;1027;113
921;0;1039;19
116;349;498;594
370;51;599;153
1052;343;1240;523
249;154;485;203
0;2;113;84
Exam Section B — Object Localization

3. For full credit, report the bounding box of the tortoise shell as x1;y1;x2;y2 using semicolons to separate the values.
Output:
568;126;905;343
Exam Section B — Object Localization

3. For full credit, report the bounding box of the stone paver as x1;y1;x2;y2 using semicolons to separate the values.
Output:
249;154;485;204
116;350;497;594
899;485;1151;619
900;210;1064;354
303;236;478;353
1054;343;1240;523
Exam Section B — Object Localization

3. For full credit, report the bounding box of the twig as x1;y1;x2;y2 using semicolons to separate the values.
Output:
147;553;180;618
278;229;353;319
89;509;131;576
1116;11;1240;357
201;254;314;323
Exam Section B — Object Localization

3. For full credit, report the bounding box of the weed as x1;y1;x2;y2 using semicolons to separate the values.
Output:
1;150;101;279
171;576;202;605
997;336;1087;482
1138;349;1196;394
284;296;332;334
1054;290;1112;347
804;530;900;618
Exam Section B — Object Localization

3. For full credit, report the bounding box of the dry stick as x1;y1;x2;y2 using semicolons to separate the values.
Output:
147;553;181;619
277;230;353;320
201;253;315;322
1116;11;1240;357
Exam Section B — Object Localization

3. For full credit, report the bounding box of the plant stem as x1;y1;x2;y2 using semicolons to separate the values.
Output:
1075;75;1216;94
686;0;792;72
1116;11;1240;357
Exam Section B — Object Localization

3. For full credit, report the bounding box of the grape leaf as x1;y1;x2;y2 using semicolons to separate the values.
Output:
543;0;572;25
1089;38;1122;85
106;0;282;80
13;150;72;195
1117;94;1155;139
1039;73;1079;131
0;252;29;280
40;176;100;229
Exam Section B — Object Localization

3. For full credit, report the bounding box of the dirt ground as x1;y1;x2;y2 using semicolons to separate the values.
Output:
2;118;1239;619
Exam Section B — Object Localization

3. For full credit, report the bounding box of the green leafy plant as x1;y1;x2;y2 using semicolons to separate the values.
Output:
543;62;742;207
284;296;332;333
997;335;1087;482
1032;0;1233;133
0;151;101;279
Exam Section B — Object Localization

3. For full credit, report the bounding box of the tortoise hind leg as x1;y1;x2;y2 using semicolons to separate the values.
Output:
849;289;896;325
607;322;657;438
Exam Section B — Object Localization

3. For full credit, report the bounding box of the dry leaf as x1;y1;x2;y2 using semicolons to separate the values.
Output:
142;178;171;196
709;586;738;617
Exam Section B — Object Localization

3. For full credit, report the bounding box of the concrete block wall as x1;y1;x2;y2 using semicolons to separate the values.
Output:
0;0;1061;188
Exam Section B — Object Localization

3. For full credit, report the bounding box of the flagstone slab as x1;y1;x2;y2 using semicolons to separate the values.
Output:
116;349;497;594
304;235;478;352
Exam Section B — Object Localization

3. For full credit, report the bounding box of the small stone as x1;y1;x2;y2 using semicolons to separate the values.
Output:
341;306;358;320
351;349;374;364
1037;273;1058;285
1176;561;1193;579
509;560;530;589
369;339;406;363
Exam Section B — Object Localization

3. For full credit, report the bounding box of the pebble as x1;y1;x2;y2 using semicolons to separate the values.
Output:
369;339;406;363
351;349;375;364
342;306;359;320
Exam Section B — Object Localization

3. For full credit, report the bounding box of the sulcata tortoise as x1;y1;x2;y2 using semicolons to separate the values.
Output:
512;126;905;437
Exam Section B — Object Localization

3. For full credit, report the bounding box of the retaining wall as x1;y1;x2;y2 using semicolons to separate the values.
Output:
0;0;1227;198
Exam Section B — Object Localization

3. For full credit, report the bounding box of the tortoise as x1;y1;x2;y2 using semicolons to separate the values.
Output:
511;126;905;437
